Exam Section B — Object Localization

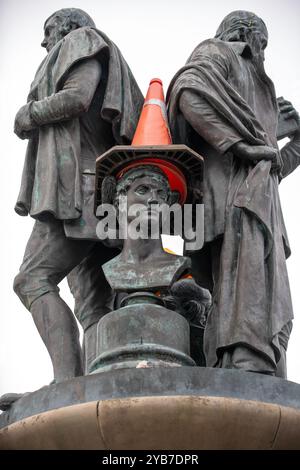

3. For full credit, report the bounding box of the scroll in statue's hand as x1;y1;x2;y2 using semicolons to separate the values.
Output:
277;97;300;123
14;102;37;140
277;97;300;140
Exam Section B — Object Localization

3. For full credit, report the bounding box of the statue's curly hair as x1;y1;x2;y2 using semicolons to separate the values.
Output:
101;165;171;206
44;8;95;36
116;166;170;200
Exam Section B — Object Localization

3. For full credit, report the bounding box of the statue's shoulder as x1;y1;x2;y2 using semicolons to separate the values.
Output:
188;39;251;72
102;253;191;292
54;27;110;87
188;38;238;64
63;27;108;52
194;38;233;54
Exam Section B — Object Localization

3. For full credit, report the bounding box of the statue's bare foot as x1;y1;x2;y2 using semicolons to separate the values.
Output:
0;380;56;411
232;141;277;162
0;393;29;411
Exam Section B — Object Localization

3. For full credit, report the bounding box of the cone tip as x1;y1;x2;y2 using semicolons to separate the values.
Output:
150;78;163;86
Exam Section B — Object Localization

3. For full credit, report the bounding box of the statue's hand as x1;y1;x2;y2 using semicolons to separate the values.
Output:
277;97;300;124
14;102;36;139
231;141;277;163
277;96;300;139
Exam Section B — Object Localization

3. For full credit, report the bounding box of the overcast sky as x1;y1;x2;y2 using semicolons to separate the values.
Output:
0;0;299;395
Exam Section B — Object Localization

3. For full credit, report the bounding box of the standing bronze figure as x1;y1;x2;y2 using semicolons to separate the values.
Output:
13;8;143;382
167;10;300;376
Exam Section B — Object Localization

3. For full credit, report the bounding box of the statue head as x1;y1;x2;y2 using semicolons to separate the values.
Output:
41;8;96;52
215;11;268;60
117;165;173;237
100;165;179;241
100;165;192;291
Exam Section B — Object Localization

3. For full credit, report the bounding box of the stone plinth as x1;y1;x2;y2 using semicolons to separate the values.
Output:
1;368;300;449
90;300;195;373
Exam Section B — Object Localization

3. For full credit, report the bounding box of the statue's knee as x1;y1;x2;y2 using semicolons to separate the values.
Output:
13;272;35;310
13;272;27;299
13;272;52;310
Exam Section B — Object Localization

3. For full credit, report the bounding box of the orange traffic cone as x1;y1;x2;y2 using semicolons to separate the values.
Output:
132;78;172;146
117;78;187;203
95;78;203;208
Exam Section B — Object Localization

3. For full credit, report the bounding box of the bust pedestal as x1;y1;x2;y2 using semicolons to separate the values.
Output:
89;292;195;373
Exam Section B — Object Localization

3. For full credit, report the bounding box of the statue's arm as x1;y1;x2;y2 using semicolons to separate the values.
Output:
14;59;102;138
278;98;300;178
179;91;277;163
31;59;102;125
179;90;243;154
280;131;300;178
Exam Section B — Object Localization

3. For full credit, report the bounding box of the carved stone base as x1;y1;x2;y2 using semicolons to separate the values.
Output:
89;294;195;373
1;368;300;449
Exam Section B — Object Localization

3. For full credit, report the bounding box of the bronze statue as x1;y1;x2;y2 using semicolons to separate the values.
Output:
101;166;191;292
167;10;300;377
13;8;143;382
92;164;211;372
101;164;210;328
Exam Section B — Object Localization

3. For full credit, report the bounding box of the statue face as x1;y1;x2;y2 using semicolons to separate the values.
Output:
216;11;268;61
245;28;268;61
125;175;169;227
41;15;65;52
